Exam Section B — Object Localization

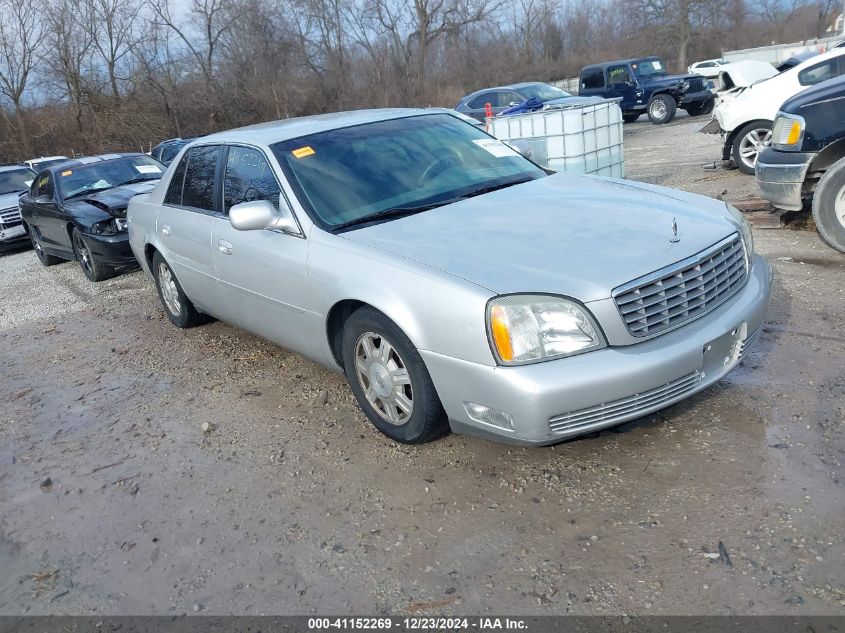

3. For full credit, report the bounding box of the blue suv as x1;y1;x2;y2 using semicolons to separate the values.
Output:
578;57;715;124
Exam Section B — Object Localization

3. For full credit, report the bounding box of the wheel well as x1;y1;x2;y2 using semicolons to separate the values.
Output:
809;138;845;174
724;120;770;161
65;223;75;243
326;299;367;368
144;243;159;270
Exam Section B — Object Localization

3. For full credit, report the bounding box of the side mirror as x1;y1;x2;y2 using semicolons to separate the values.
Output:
229;198;299;234
35;195;52;204
508;101;520;107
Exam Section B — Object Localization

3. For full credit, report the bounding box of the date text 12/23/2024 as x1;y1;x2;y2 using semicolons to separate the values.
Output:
307;617;528;630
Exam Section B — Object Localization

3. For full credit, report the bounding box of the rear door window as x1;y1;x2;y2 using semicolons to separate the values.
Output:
581;68;605;90
164;154;188;205
181;145;221;211
797;57;844;86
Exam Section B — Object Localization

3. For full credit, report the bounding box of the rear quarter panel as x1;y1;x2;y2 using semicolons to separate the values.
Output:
127;193;158;280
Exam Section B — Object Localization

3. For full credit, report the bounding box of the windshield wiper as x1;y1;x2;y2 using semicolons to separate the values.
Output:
332;203;444;232
454;176;535;201
65;185;113;200
116;176;157;187
332;177;536;232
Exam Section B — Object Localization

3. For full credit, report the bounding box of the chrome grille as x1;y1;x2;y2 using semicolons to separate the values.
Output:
613;234;748;337
0;206;21;226
549;371;703;435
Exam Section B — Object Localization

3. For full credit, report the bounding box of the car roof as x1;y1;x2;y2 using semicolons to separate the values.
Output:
582;56;661;70
459;82;555;102
28;155;68;162
0;163;35;173
198;109;449;146
43;152;146;173
791;46;845;71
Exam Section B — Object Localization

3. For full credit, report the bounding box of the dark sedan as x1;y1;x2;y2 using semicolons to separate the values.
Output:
454;82;603;121
20;153;164;281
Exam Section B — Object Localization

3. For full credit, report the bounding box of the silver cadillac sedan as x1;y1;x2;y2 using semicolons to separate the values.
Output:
127;109;772;446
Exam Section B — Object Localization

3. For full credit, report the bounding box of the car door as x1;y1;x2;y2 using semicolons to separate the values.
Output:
26;171;69;253
605;65;639;109
210;144;310;348
156;144;221;312
580;67;606;97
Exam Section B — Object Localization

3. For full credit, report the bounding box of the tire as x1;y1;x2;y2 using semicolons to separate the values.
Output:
72;227;115;282
647;94;676;124
685;96;714;117
622;112;641;123
341;306;448;444
28;225;61;266
151;251;206;328
732;121;772;175
811;157;845;253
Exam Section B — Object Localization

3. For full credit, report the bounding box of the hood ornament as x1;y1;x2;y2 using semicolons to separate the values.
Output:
670;217;680;243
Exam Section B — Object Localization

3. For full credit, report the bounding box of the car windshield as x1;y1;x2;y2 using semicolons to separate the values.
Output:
0;167;36;194
59;155;165;199
632;59;667;77
271;114;547;230
516;84;573;101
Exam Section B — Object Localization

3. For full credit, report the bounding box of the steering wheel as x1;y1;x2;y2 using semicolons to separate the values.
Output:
417;155;461;187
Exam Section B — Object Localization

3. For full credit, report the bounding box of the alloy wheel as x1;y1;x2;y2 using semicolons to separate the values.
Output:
74;233;93;276
738;128;772;169
157;262;182;317
836;183;845;231
353;331;413;426
649;100;666;119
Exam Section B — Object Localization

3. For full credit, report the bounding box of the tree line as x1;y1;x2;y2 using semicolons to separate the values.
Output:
0;0;839;162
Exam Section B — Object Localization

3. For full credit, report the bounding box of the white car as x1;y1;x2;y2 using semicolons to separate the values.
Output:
712;47;845;174
688;59;730;78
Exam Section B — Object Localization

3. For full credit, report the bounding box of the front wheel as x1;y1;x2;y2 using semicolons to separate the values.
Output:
732;121;772;175
341;307;448;444
647;94;676;124
812;157;845;253
72;228;115;282
685;96;714;117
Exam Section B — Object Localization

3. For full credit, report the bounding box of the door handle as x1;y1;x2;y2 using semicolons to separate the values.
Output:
161;223;171;236
217;240;232;255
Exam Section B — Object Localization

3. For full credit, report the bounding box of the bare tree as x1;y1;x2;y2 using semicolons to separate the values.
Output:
0;0;45;155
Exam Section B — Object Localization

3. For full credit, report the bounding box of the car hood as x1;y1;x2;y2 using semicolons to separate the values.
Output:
0;190;24;210
65;181;159;217
544;95;607;107
340;173;740;302
640;73;697;87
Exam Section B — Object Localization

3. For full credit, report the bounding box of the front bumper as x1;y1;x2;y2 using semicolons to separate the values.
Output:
0;223;29;249
79;231;138;267
755;148;815;211
422;255;772;446
679;89;713;105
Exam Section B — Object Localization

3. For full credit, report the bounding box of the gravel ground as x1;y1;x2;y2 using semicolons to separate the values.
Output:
0;120;843;616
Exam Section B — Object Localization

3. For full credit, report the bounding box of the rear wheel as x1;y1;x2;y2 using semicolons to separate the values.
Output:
732;121;772;175
622;112;641;123
812;157;845;253
28;226;61;266
685;96;714;117
341;306;448;444
152;251;206;327
647;94;676;124
72;228;115;282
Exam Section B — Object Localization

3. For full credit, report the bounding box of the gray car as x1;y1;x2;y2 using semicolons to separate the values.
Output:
455;82;605;121
0;164;37;250
128;109;772;446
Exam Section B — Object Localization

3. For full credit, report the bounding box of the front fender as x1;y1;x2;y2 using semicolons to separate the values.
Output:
308;231;497;368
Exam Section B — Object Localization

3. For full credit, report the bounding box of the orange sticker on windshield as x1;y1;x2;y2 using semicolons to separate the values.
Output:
292;146;315;158
61;170;72;176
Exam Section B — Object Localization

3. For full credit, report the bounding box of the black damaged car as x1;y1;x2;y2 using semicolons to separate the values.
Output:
20;153;164;281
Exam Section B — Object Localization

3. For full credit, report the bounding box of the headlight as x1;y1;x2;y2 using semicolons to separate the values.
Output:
681;80;690;91
91;217;128;234
487;294;605;365
726;203;754;264
771;112;804;151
